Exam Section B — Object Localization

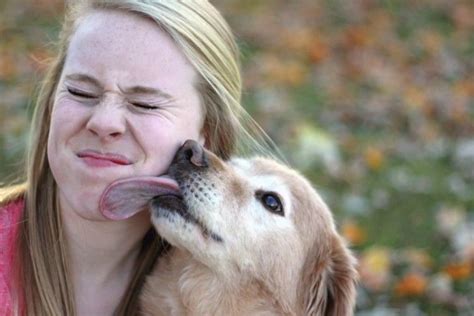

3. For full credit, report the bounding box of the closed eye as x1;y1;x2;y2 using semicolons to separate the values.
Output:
131;102;160;110
67;87;97;99
255;190;284;216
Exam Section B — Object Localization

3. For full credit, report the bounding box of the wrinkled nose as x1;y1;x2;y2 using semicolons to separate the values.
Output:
86;100;126;141
176;140;208;168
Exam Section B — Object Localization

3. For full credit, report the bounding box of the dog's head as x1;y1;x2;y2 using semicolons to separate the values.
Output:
100;140;358;315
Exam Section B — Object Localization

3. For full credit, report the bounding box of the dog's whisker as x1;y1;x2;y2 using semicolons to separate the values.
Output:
210;232;223;243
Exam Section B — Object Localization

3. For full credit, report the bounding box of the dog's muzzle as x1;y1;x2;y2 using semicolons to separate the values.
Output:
152;140;224;243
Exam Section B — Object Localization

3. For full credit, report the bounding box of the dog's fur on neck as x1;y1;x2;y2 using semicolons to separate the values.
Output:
142;235;356;315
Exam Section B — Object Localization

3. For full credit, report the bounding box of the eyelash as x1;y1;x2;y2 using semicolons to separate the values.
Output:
67;87;96;99
67;87;159;110
131;102;159;110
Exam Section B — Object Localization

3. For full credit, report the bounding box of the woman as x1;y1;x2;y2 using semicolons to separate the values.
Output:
0;1;275;315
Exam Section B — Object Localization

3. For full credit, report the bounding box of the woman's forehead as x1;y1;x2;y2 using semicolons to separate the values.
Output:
69;9;187;64
73;9;157;44
64;9;198;94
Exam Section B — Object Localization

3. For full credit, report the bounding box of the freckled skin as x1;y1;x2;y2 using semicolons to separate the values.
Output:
47;9;206;222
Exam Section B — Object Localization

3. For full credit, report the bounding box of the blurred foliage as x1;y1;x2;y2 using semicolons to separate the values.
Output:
1;0;473;314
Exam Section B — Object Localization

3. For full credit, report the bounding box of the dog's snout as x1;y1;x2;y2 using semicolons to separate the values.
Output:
178;140;208;168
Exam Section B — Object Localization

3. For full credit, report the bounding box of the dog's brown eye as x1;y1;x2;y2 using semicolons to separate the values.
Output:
256;191;284;216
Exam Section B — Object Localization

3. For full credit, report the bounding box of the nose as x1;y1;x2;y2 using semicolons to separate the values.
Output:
176;140;208;168
86;100;126;141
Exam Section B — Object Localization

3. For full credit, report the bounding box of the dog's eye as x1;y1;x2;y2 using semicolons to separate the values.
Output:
256;191;284;216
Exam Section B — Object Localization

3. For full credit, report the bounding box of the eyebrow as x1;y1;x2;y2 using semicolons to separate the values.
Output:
64;73;174;100
121;85;174;101
65;73;102;87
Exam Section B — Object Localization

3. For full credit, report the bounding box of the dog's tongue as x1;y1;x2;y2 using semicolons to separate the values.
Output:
99;176;181;220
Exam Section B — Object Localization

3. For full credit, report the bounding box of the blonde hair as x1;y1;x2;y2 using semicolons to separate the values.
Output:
0;0;281;315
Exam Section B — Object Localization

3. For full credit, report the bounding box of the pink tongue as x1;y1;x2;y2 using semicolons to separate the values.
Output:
99;176;180;220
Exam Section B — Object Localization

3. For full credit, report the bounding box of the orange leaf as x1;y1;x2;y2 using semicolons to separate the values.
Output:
454;80;474;97
344;26;371;48
443;261;472;281
342;221;367;246
0;52;17;79
308;36;329;64
395;273;427;297
364;146;384;171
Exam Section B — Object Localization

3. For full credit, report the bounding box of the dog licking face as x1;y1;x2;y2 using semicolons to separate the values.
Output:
101;140;358;315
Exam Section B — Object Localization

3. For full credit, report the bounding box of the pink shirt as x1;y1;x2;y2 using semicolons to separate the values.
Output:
0;199;23;316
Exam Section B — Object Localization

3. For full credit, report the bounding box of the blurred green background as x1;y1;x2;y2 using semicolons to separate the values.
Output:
1;0;473;315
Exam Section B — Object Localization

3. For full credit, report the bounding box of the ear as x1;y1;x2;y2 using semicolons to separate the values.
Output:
298;234;358;316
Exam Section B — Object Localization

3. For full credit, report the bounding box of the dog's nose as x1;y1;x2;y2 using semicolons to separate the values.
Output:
177;140;208;168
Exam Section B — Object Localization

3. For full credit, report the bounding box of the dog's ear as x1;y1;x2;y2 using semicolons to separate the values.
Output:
298;234;358;316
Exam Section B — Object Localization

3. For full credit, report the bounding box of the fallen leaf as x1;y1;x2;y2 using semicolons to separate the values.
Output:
342;221;367;246
443;260;472;281
395;272;428;297
364;146;385;171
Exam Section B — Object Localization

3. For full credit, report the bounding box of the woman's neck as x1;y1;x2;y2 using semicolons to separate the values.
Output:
60;196;151;315
64;214;150;282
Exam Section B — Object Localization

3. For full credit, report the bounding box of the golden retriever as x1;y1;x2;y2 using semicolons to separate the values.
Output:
100;140;358;315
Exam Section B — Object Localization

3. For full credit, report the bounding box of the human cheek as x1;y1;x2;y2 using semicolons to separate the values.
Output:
48;98;94;182
133;120;181;176
132;105;205;175
142;128;201;174
49;98;87;149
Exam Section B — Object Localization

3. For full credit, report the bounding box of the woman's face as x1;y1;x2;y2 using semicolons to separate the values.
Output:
47;9;205;221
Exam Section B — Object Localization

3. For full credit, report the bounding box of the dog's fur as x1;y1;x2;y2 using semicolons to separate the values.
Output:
140;144;358;315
